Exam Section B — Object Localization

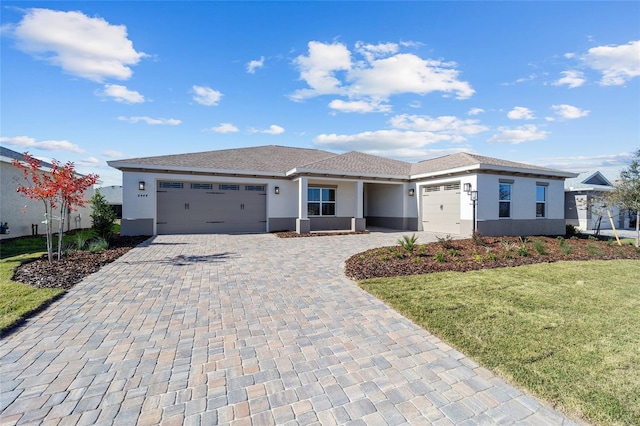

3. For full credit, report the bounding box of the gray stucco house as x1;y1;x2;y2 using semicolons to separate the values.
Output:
108;145;576;237
564;171;625;231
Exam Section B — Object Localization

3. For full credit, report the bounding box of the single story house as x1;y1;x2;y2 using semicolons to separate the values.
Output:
564;171;624;231
0;146;94;239
108;145;576;237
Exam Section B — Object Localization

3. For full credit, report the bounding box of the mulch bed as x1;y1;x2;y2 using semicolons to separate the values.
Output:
345;235;640;280
275;231;369;238
12;236;149;290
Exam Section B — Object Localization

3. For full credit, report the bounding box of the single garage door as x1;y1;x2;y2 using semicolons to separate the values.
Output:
422;182;461;235
157;181;266;234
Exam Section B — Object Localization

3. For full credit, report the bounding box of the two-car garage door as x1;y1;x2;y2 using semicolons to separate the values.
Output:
157;181;266;234
421;182;461;235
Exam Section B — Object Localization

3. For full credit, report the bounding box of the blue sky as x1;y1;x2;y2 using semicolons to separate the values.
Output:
1;1;639;187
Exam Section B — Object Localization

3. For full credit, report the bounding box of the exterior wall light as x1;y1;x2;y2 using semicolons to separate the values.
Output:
463;183;472;193
274;186;280;195
408;188;415;196
139;181;146;191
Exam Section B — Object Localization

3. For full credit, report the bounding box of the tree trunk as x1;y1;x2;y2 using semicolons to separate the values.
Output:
57;203;66;260
636;210;640;247
43;203;53;263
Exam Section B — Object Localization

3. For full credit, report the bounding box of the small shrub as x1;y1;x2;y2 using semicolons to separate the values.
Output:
560;243;573;255
436;234;454;249
393;250;405;259
565;224;577;237
503;252;515;259
434;252;447;262
418;245;427;257
588;235;598;241
518;247;529;257
587;243;603;256
471;231;485;246
380;255;390;262
90;190;117;241
447;248;461;257
413;257;422;264
88;237;108;253
485;252;497;261
532;239;547;255
397;234;418;252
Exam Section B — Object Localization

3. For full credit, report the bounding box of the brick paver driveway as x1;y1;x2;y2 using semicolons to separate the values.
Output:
1;231;578;425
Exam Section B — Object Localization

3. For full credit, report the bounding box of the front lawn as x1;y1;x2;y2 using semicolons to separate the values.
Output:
0;253;64;333
359;260;640;425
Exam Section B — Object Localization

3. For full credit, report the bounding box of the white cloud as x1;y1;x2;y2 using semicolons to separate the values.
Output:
78;156;100;166
551;104;590;120
328;99;391;113
0;135;85;153
291;40;474;107
8;8;146;82
117;116;181;125
101;84;145;103
102;150;124;158
468;107;485;116
192;85;223;106
582;40;640;86
291;41;352;100
540;152;633;171
210;123;239;133
507;106;535;120
487;125;548;144
552;70;586;88
250;125;285;135
355;41;399;62
390;114;488;141
314;130;451;152
247;56;265;74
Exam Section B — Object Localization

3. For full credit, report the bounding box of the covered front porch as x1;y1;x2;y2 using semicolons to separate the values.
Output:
292;177;417;234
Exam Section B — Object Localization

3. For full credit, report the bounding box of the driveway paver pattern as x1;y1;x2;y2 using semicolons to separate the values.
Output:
1;231;580;425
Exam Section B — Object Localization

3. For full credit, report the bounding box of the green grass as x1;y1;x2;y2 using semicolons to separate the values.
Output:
359;260;640;426
0;253;65;333
0;229;96;259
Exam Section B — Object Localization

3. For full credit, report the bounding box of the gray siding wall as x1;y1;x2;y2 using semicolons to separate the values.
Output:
365;216;418;231
477;219;566;237
269;217;296;232
121;218;154;236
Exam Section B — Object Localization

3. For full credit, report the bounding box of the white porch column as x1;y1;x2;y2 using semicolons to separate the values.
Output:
296;176;310;233
352;180;366;232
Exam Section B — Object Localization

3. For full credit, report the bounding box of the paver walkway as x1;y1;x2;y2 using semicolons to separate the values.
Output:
1;231;579;425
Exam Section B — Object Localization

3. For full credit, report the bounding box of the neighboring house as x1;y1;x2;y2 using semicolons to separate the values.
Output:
0;146;94;239
564;171;621;231
96;186;123;219
108;145;576;237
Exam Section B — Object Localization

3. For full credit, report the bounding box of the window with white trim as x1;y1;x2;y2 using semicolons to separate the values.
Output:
536;185;546;217
308;187;336;216
499;183;511;218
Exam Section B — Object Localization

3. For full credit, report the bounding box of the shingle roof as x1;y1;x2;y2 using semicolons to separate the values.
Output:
410;152;568;176
111;145;336;174
295;151;412;176
110;145;573;180
565;171;614;191
1;146;53;169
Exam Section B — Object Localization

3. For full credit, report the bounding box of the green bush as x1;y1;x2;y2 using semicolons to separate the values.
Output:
90;190;117;241
88;237;108;253
566;224;578;237
434;252;447;262
397;234;418;252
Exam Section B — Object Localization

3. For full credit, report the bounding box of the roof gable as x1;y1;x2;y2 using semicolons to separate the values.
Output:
294;151;411;176
410;152;567;176
565;171;614;191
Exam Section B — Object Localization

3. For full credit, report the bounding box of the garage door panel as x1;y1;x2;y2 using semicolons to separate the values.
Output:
422;183;461;235
157;181;266;234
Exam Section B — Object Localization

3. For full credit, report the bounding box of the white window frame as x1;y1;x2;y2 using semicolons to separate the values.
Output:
307;187;336;217
536;184;547;218
499;182;512;218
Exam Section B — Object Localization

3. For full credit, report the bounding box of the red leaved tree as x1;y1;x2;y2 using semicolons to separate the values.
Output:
12;152;99;263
